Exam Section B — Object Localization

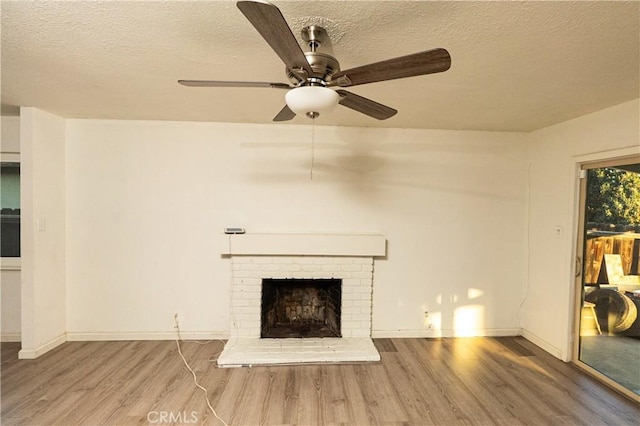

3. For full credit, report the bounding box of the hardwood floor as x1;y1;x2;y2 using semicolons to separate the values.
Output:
2;337;638;425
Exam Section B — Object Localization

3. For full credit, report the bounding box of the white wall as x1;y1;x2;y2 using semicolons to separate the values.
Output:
65;119;527;340
11;100;638;358
524;99;640;360
1;116;22;341
19;108;67;358
1;116;20;153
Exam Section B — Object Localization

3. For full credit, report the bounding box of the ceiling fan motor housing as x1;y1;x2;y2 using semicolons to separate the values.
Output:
286;51;340;85
286;26;340;86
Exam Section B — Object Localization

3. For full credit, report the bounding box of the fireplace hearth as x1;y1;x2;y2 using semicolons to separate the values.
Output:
261;278;341;338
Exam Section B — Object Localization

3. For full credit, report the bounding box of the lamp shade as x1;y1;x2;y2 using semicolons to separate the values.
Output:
285;86;339;116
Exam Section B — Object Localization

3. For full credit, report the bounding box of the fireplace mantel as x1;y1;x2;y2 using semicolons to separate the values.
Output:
227;233;386;257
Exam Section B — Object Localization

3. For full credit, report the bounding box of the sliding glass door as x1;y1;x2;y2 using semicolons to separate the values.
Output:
574;156;640;399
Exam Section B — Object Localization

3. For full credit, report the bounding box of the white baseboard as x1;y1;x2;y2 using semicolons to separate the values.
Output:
66;331;229;341
372;328;521;338
1;332;21;342
520;328;563;359
18;333;66;359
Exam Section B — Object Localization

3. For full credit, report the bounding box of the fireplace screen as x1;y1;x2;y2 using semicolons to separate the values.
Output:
261;278;342;338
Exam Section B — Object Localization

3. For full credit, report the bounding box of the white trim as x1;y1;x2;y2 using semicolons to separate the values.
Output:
66;331;229;341
521;328;563;359
1;332;21;342
18;333;66;359
1;258;21;270
571;145;640;163
0;152;20;162
227;233;386;257
372;328;521;339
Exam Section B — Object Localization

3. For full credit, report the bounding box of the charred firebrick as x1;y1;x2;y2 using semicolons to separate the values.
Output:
261;278;342;338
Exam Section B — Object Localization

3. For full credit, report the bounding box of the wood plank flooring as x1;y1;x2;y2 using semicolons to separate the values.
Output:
2;337;638;425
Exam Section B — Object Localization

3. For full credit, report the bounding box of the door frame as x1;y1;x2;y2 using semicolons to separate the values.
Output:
571;153;640;402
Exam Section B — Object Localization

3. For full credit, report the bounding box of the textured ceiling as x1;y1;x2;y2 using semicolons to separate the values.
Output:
1;1;639;131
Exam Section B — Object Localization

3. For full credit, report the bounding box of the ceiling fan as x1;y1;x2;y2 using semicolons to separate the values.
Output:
178;0;451;122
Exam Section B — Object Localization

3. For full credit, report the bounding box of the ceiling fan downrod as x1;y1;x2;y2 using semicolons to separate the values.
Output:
302;25;326;52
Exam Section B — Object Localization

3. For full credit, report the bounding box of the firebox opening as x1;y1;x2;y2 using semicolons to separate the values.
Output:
261;278;342;338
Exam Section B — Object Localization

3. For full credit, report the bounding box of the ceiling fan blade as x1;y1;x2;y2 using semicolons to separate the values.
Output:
237;1;313;77
336;90;397;120
331;48;451;87
273;104;296;121
178;80;291;89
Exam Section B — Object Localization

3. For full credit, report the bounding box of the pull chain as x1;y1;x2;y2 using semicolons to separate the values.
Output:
310;118;315;180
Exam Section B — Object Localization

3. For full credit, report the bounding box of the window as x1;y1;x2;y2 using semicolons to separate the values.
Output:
1;156;20;261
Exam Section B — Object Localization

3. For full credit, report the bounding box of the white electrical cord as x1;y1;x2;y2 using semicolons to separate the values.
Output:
174;319;229;425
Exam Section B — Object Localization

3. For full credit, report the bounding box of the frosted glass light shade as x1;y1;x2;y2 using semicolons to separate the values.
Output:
285;86;339;116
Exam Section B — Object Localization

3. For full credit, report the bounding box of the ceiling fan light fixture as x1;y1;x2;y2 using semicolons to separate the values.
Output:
285;86;339;118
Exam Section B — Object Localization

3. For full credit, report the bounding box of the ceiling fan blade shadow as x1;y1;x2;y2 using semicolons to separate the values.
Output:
336;90;397;120
178;80;290;89
237;1;313;77
331;48;451;87
273;104;296;121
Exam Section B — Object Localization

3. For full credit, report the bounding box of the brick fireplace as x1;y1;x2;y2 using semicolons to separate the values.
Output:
217;233;385;367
